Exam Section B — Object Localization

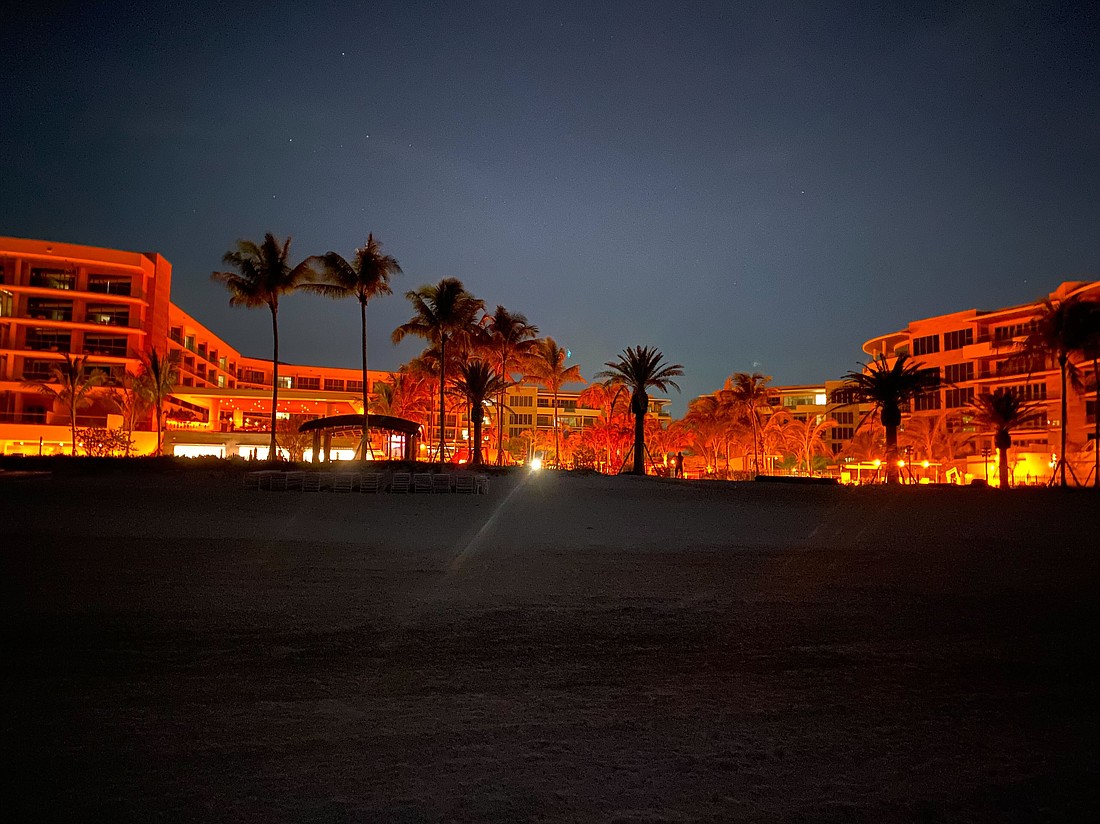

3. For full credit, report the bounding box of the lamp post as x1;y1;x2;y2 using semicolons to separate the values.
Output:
981;446;991;483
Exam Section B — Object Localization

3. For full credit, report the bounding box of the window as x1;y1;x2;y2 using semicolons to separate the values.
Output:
217;375;226;388
170;327;183;344
537;398;550;407
184;334;196;352
945;387;975;408
912;334;940;356
22;359;55;380
84;334;128;357
25;328;71;351
347;380;363;392
834;411;854;425
943;329;974;351
830;389;856;405
30;268;75;290
26;297;73;321
277;376;293;389
323;378;345;392
297;377;320;390
944;362;974;384
197;343;207;358
1004;382;1047;401
87;274;132;295
536;414;552;426
510;413;533;426
218;356;227;370
85;305;130;327
994;321;1038;343
913;392;941;411
511;394;533;407
562;400;577;411
830;427;855;440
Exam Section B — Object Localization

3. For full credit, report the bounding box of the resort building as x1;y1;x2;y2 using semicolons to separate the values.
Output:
0;237;668;460
863;280;1100;485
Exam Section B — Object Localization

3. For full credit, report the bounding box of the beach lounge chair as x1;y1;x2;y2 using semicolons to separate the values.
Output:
245;470;275;490
475;474;489;494
432;473;452;493
303;472;332;492
285;471;305;491
454;474;476;494
332;472;356;493
413;472;433;493
390;472;411;493
268;471;288;492
359;472;384;493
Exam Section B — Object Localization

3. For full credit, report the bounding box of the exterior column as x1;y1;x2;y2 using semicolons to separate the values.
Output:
311;430;321;464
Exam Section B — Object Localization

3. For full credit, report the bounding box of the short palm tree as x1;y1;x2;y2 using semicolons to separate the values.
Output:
391;278;484;462
968;388;1039;489
211;234;316;459
306;234;402;460
596;345;683;475
784;415;836;475
724;372;775;474
134;348;180;456
482;306;539;464
523;337;585;466
836;353;940;483
451;359;509;467
22;354;105;455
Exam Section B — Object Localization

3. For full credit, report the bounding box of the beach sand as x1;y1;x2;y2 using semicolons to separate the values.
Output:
2;469;1097;821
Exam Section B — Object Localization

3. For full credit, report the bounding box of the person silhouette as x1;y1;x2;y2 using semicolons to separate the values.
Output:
674;451;684;478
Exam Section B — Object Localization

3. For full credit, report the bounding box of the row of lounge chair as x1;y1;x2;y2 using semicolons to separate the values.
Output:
245;470;489;494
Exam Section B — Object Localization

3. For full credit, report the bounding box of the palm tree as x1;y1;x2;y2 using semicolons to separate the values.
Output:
22;354;105;455
523;337;585;465
306;234;402;460
784;415;836;475
724;372;775;475
967;388;1039;489
451;360;509;467
482;306;539;464
1084;309;1100;488
1019;295;1100;486
596;345;683;475
211;233;316;459
836;353;941;483
134;348;180;456
391;278;484;462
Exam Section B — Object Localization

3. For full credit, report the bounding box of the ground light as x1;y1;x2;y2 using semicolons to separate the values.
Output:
530;457;543;471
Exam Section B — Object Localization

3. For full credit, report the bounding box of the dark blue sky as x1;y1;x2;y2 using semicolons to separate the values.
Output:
4;1;1098;414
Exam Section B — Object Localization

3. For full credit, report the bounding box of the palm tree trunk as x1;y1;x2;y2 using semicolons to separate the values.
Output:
438;336;447;462
1093;358;1098;489
69;396;77;456
472;409;483;467
269;305;280;460
553;387;560;465
633;409;645;475
1059;355;1068;487
751;415;760;475
155;406;163;456
497;348;507;465
885;424;899;483
998;438;1010;489
360;299;371;461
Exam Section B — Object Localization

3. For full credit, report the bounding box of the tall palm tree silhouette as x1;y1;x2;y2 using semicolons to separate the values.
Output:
392;278;484;461
212;234;316;459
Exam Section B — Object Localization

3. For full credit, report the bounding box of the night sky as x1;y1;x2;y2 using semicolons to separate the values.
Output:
4;1;1098;414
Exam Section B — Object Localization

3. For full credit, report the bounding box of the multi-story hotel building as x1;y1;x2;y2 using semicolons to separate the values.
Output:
863;280;1100;484
1;237;668;459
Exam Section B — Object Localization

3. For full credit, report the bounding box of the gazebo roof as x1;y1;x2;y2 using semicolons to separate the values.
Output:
297;413;421;437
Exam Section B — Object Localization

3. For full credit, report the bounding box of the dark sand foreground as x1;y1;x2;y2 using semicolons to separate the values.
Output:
2;470;1097;821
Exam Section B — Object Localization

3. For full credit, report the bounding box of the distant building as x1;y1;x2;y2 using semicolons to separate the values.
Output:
862;280;1100;484
0;237;668;460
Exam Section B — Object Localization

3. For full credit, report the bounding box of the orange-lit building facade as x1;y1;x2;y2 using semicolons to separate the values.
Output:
1;237;668;459
863;280;1100;485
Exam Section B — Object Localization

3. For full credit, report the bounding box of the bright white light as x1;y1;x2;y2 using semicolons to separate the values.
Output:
173;444;226;458
530;457;543;471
